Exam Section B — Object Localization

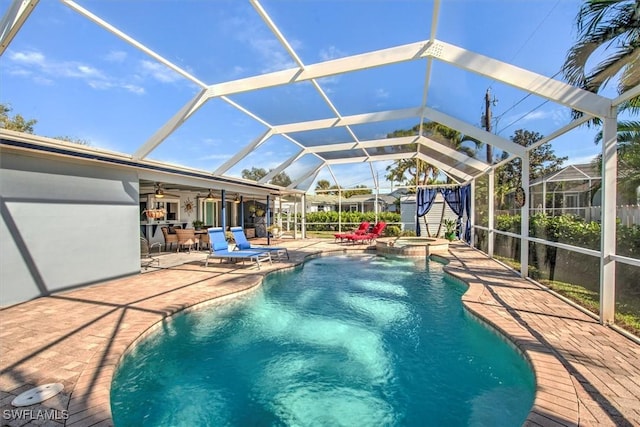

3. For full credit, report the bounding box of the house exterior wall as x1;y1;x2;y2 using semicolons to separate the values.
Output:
401;194;458;236
0;150;140;307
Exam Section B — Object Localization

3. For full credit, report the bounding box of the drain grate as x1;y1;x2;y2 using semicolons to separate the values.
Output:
11;383;64;407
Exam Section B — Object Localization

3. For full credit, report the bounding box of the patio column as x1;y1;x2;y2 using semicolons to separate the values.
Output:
600;110;617;324
266;194;271;245
470;179;475;245
240;196;244;228
294;194;299;239
488;170;495;257
301;194;307;239
221;189;226;231
520;154;530;278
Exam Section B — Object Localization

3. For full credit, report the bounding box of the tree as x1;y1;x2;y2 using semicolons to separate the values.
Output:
241;166;292;187
593;119;640;204
1;103;90;145
315;179;332;193
0;103;37;133
384;121;480;191
52;135;90;146
342;185;372;198
495;129;567;209
562;0;639;117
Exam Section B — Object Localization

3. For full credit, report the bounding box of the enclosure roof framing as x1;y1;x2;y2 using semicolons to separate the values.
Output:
0;0;622;193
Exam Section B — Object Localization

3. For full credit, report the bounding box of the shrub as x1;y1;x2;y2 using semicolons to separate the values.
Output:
385;225;401;237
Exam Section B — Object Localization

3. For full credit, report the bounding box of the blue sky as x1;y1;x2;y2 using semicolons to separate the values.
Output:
0;0;624;191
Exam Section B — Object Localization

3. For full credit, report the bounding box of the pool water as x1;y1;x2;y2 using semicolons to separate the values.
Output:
111;255;535;426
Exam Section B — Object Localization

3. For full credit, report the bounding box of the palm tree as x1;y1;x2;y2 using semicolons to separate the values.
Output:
384;121;480;236
562;0;639;116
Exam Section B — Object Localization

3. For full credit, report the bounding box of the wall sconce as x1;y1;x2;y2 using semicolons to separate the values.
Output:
234;194;241;204
206;189;215;201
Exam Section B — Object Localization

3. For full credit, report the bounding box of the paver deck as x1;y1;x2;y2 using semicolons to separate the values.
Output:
1;240;639;426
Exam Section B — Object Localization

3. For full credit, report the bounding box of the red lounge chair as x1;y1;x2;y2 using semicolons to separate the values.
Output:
334;221;370;242
346;221;387;244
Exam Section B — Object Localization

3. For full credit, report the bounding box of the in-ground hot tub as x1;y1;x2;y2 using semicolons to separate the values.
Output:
376;237;450;257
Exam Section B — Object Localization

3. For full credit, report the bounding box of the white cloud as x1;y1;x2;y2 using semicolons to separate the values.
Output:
105;50;127;63
200;153;232;161
10;51;45;65
499;107;569;132
6;48;149;95
139;60;182;83
122;84;145;95
319;45;347;61
375;88;389;99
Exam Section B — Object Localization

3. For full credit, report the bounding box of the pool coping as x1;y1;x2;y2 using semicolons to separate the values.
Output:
1;240;638;426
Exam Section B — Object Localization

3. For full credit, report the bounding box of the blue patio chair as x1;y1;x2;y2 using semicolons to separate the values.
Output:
230;226;289;260
204;227;271;269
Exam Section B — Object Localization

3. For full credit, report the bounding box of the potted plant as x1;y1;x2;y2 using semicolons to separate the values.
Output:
443;219;457;241
192;219;204;230
267;224;280;238
225;231;236;250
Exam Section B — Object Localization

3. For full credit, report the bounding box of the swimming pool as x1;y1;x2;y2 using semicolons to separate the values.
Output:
111;254;535;426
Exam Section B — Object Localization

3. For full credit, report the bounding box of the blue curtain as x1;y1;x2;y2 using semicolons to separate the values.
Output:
442;188;462;239
460;184;471;243
416;187;438;236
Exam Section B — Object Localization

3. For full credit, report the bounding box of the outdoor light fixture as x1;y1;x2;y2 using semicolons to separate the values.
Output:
206;189;215;201
234;194;241;203
154;183;164;198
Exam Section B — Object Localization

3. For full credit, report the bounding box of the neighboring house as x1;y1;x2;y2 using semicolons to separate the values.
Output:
525;163;638;225
302;193;399;213
304;194;340;212
341;193;397;213
529;163;601;218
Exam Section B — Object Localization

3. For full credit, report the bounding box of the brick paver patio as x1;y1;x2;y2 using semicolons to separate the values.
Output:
1;239;638;426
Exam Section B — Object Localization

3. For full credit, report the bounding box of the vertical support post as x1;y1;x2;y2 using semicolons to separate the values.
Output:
301;194;307;239
221;189;226;232
266;194;271;245
520;154;530;278
470;179;476;246
338;189;342;233
600;110;617;324
488;170;495;257
240;196;244;229
293;195;298;239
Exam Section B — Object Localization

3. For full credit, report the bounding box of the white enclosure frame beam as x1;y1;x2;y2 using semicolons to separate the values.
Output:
433;40;611;117
134;89;209;159
213;129;274;176
0;0;38;55
488;170;495;257
600;110;618;324
520;154;530;278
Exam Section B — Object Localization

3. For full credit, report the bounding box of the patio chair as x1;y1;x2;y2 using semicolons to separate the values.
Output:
160;226;179;251
204;227;272;269
140;236;161;270
175;228;199;252
334;221;370;242
345;221;387;245
230;226;289;260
